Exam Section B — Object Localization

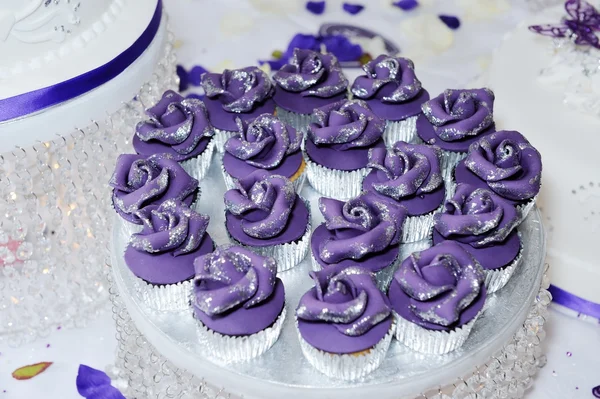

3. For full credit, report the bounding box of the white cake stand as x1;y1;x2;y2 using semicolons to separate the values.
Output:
108;159;550;399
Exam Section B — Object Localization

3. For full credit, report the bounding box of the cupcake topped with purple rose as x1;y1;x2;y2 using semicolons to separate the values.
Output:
417;88;496;153
133;90;215;180
123;199;214;310
273;49;349;130
110;153;198;226
201;67;276;152
224;170;310;272
304;99;386;199
388;240;486;354
311;192;406;289
454;130;542;219
192;244;286;361
433;183;522;292
221;114;305;190
351;55;430;144
296;267;394;380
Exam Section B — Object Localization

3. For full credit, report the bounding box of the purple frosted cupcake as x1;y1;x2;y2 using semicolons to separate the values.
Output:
351;55;430;145
192;245;286;362
273;49;349;131
311;193;406;290
416;88;496;183
304;99;386;200
388;240;486;354
224;170;311;272
201;67;276;152
221;114;305;191
109;153;199;237
454;130;542;221
133;90;215;181
362;142;445;243
296;267;394;380
432;183;522;293
124;200;214;311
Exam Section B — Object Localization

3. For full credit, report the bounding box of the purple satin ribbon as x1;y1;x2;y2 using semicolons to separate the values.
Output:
549;284;600;319
0;0;163;123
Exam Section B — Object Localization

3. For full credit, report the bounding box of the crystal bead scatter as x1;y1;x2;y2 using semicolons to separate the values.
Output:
0;31;178;346
108;261;550;399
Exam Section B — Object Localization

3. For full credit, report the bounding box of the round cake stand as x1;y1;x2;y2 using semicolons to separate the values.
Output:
107;164;550;399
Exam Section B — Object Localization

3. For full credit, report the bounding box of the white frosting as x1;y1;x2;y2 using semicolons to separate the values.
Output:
0;0;158;97
489;8;600;304
0;0;164;152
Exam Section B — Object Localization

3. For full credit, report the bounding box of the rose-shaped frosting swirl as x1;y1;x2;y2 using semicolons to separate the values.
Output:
192;244;278;316
130;200;209;256
308;99;385;149
463;130;542;201
434;184;520;248
134;91;214;160
273;49;348;98
110;153;198;224
296;267;391;336
351;55;422;103
224;114;302;169
201;67;274;113
421;88;495;142
317;193;406;264
366;142;443;200
394;240;485;327
224;170;297;239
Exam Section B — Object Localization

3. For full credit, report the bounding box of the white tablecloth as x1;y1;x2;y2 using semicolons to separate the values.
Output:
2;1;599;397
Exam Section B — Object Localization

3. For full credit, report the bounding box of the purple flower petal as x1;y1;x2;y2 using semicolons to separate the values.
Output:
176;65;189;92
176;65;208;92
322;35;363;61
393;0;419;11
188;65;208;86
76;365;126;399
343;3;364;15
439;15;461;30
306;1;326;14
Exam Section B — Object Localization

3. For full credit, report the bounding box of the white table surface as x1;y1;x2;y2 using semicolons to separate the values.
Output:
1;0;599;398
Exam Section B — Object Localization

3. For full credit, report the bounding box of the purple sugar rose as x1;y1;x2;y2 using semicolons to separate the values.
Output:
201;67;274;113
296;267;391;336
434;183;520;248
134;91;214;161
366;142;443;200
351;55;422;103
192;245;278;316
394;240;485;327
130;200;209;256
273;49;348;98
308;99;385;149
224;170;297;239
224;114;302;169
421;88;495;142
317;193;406;264
462;130;542;201
110;153;198;224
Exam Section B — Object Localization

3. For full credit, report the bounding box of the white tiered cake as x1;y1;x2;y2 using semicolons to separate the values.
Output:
489;5;600;308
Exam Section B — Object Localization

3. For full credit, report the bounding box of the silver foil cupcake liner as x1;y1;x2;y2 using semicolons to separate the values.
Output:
394;310;481;355
518;196;537;222
117;219;143;240
484;235;524;294
296;319;394;381
132;277;193;312
180;138;215;182
219;156;307;193
213;128;236;153
440;150;467;184
310;250;401;292
275;107;312;133
303;152;369;200
384;116;418;146
195;307;287;362
401;207;441;243
228;213;311;273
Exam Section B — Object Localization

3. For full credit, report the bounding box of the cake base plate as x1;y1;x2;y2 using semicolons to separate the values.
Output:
109;158;548;399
